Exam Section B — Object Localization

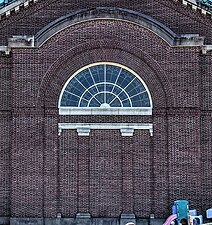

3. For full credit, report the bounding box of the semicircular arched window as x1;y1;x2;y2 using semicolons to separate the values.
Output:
59;62;152;115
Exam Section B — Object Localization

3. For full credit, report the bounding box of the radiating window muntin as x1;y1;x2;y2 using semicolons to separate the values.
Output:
59;62;152;109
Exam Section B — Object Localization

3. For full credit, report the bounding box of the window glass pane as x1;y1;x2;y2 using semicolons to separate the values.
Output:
110;98;122;107
89;97;101;107
131;93;150;107
106;65;120;83
87;85;98;96
90;65;104;83
122;99;131;107
95;93;104;103
117;69;134;89
79;99;89;107
106;93;115;104
118;91;128;101
96;83;104;93
61;92;79;107
65;78;85;96
81;91;93;101
106;83;114;93
76;70;93;89
126;80;145;96
111;85;122;96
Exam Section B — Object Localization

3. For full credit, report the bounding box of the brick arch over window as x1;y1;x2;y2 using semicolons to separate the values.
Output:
37;39;173;109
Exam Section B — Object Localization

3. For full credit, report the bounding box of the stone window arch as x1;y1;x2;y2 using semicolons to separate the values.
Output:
58;62;152;115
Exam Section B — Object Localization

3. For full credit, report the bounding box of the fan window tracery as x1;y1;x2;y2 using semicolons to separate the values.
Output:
59;63;152;110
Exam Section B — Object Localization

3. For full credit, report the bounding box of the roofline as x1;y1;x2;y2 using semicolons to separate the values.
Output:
34;7;205;47
0;7;206;53
0;0;38;18
0;0;211;20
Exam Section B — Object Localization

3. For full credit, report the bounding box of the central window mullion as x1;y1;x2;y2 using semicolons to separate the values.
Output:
104;64;106;103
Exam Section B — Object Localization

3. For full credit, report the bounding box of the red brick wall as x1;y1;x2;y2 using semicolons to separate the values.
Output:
0;0;212;220
43;115;59;218
11;112;44;217
152;112;169;218
167;111;201;211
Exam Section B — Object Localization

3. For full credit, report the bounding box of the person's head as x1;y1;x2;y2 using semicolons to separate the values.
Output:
180;218;188;225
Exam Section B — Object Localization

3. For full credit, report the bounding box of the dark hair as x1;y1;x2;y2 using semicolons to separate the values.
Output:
180;218;188;225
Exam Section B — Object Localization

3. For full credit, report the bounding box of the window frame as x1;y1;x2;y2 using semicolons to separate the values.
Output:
58;62;153;115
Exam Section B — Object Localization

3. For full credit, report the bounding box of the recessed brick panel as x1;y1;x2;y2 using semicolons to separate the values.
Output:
11;115;44;217
200;114;212;212
89;130;122;217
133;130;151;218
168;112;202;213
59;130;78;217
0;114;11;216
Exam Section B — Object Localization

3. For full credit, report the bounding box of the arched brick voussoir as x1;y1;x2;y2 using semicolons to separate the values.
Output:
37;39;175;109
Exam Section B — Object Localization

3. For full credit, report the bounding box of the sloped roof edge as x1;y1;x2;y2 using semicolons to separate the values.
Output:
0;0;211;20
34;7;204;47
1;6;211;55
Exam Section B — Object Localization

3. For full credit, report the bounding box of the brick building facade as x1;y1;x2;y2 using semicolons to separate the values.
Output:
0;1;212;225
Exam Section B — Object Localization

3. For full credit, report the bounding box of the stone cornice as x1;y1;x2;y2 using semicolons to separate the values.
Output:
0;0;38;19
176;0;212;15
58;122;153;136
0;46;10;55
202;45;212;54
